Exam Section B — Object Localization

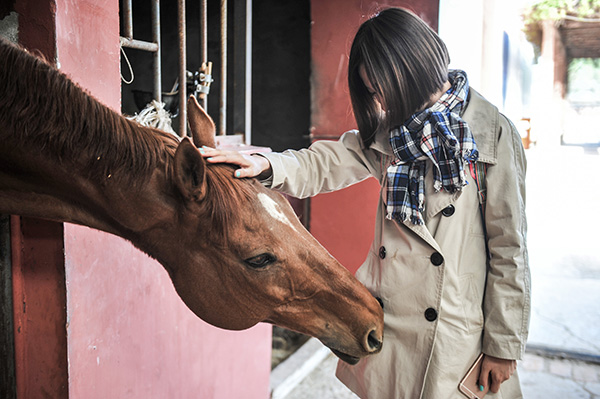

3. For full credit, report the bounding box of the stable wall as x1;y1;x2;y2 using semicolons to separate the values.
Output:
12;1;271;398
308;0;440;274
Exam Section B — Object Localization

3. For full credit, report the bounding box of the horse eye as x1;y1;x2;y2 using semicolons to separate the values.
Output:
244;253;276;269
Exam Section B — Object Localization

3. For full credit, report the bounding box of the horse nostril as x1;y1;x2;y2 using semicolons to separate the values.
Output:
367;329;383;352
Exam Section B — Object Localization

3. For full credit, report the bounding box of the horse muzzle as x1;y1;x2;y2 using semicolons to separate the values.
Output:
322;326;383;364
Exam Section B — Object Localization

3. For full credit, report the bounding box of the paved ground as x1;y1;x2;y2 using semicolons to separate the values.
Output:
525;145;600;357
271;144;600;399
277;348;600;399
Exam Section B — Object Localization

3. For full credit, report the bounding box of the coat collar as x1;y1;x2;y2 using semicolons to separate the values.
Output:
368;88;499;165
461;88;499;165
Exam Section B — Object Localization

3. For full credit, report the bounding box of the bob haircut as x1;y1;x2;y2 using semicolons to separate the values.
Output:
348;8;450;147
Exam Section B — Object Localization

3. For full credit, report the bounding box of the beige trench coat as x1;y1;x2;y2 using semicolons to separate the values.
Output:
262;89;530;399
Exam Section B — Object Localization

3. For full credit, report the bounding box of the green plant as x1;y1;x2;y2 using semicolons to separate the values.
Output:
522;0;600;58
524;0;600;24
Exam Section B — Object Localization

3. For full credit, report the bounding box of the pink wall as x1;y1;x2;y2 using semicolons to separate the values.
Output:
53;1;271;397
309;0;440;274
63;227;271;398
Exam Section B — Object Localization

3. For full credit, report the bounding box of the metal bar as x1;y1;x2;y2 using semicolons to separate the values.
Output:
120;37;159;52
178;0;187;137
245;0;252;143
151;0;162;102
200;0;208;110
123;0;133;39
233;0;251;144
219;0;227;136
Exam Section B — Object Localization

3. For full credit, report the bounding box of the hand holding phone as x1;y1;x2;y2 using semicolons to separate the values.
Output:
458;353;489;399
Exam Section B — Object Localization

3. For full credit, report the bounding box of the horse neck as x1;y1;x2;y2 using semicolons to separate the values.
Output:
0;85;178;237
0;130;176;238
0;39;180;236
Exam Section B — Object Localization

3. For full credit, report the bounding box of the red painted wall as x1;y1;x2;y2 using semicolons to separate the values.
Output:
309;0;440;274
63;227;271;398
11;217;68;399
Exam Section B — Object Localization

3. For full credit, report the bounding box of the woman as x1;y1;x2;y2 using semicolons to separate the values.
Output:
201;8;530;399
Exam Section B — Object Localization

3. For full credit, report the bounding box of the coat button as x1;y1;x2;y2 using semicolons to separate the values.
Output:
379;246;386;259
430;252;444;266
441;204;455;217
424;308;438;322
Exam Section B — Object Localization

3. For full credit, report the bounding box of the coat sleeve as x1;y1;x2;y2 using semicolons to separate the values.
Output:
481;115;531;360
259;130;380;199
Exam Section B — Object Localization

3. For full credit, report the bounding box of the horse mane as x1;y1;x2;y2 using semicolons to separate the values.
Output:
202;164;256;240
0;38;180;186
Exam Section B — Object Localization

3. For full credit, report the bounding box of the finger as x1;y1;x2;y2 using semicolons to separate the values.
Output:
199;147;230;156
233;167;258;178
198;146;217;157
204;154;234;163
478;358;492;392
490;374;501;393
200;146;240;157
204;150;245;163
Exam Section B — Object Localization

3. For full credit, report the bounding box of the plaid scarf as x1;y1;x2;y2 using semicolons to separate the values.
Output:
386;70;478;225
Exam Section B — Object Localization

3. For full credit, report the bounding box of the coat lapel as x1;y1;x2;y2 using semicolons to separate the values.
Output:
400;218;441;252
462;89;499;165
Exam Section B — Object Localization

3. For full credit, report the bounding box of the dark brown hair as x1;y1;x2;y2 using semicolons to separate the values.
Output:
348;8;450;147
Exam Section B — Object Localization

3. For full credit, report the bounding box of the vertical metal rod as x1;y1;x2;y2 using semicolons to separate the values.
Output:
219;0;227;136
178;0;187;137
123;0;133;39
200;0;208;110
245;0;252;144
152;0;162;102
233;0;251;144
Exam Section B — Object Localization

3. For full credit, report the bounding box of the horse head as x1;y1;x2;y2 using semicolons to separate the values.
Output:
162;97;383;363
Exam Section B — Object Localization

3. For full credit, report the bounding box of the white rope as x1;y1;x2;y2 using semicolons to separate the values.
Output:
120;46;134;85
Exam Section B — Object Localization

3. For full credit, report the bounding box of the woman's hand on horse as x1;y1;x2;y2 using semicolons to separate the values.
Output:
199;146;273;179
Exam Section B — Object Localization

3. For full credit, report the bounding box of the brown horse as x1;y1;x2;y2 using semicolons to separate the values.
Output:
0;38;383;363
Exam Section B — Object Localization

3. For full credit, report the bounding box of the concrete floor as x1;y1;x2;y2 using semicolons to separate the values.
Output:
271;144;600;399
276;348;600;399
525;145;600;357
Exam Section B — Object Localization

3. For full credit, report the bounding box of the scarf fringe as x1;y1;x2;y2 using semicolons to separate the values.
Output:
386;211;425;226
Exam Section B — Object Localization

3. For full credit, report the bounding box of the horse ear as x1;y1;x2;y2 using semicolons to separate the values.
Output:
187;95;216;148
174;137;207;202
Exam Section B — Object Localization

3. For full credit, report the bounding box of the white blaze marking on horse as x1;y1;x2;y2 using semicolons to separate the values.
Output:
257;193;298;232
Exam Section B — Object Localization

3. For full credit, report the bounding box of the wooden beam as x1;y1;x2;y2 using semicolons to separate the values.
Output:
0;215;16;399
